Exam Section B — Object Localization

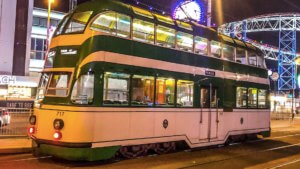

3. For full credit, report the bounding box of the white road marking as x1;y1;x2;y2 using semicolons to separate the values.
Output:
0;156;52;163
269;158;300;169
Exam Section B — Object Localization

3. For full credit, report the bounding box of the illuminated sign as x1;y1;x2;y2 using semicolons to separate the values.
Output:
173;0;202;22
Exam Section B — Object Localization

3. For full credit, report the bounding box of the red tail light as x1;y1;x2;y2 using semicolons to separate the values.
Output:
3;111;9;115
53;131;62;140
28;127;35;135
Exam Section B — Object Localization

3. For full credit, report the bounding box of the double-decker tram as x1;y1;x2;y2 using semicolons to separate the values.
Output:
28;0;270;161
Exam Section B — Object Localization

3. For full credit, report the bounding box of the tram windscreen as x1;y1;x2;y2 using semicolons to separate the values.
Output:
36;73;51;101
46;72;72;97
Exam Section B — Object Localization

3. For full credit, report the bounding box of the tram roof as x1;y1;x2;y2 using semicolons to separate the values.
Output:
75;0;259;52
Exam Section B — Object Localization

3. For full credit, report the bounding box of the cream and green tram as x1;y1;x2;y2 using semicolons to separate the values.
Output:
28;0;270;161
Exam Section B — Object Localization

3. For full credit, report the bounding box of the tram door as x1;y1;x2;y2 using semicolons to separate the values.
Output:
199;85;218;141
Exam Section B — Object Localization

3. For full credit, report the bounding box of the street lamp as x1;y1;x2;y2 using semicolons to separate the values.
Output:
46;0;55;60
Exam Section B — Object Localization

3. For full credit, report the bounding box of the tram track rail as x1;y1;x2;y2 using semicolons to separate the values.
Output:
1;132;300;168
179;133;300;169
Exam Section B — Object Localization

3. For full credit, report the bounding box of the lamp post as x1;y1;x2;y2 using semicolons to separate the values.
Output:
46;0;54;60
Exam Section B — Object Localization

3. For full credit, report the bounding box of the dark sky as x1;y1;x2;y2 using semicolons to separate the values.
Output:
76;0;300;25
71;0;300;50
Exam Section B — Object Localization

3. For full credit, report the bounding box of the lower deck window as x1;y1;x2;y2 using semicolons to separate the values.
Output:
258;89;267;108
131;75;155;106
155;78;175;106
103;72;129;106
236;87;247;108
71;74;94;104
248;88;258;108
177;80;194;107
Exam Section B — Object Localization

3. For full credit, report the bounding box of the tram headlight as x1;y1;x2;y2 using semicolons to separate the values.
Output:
53;119;64;130
29;115;36;125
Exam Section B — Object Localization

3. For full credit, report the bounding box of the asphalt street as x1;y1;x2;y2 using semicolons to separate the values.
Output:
1;124;300;169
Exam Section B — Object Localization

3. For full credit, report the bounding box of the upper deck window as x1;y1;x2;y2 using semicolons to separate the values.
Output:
55;15;70;36
91;12;131;38
65;11;93;34
257;55;265;68
132;6;154;19
248;51;258;66
223;44;235;61
195;36;208;55
177;32;193;52
46;72;72;97
176;21;193;31
154;14;174;25
156;25;175;48
236;48;247;64
211;41;222;58
133;19;154;44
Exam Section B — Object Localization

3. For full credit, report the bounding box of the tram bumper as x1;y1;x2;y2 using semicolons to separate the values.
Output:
32;139;120;161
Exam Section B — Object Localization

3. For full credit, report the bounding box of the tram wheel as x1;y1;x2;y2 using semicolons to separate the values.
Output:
153;142;176;154
119;145;148;158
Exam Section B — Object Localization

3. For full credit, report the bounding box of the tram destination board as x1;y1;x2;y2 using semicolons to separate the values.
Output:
0;100;34;109
205;70;216;77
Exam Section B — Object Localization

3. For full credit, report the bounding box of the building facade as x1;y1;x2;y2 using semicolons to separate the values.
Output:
0;0;73;99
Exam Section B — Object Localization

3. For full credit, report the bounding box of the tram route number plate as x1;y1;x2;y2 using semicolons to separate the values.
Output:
205;70;216;77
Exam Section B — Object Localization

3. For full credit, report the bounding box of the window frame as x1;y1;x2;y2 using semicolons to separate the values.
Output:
64;11;93;35
44;68;74;98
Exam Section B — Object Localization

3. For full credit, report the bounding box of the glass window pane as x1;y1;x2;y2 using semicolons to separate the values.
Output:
211;41;221;58
236;48;247;64
47;72;71;97
131;75;155;106
37;73;50;101
133;19;154;44
40;18;47;27
177;80;194;107
257;55;265;68
116;13;131;38
65;11;93;33
31;38;35;50
248;88;257;108
156;25;175;47
177;32;193;52
71;74;94;104
248;51;257;66
156;78;175;106
33;17;40;26
236;87;247;108
103;72;129;106
195;36;208;55
258;89;267;108
223;44;235;61
35;38;43;51
91;12;117;35
56;15;70;36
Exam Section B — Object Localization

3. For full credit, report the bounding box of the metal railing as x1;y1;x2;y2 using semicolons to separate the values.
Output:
0;107;32;137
